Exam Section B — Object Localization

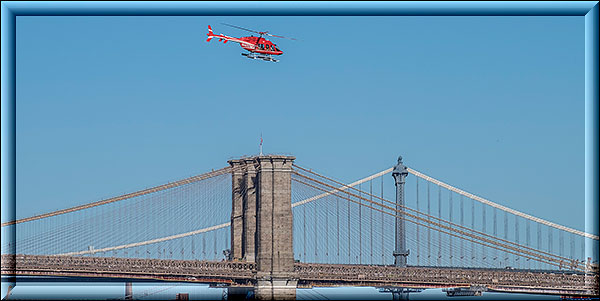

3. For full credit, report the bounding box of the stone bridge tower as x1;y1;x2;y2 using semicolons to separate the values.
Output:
228;155;297;300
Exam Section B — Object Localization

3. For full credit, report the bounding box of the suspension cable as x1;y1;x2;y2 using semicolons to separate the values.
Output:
408;167;598;241
294;164;597;241
292;173;584;272
291;177;571;271
1;166;232;227
293;165;584;267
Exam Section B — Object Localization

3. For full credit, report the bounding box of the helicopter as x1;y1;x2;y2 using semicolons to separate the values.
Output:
206;23;296;62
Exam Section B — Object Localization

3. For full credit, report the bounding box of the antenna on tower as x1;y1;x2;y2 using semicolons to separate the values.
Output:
259;133;263;156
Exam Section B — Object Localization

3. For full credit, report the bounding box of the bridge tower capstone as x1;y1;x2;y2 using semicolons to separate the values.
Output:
229;155;297;300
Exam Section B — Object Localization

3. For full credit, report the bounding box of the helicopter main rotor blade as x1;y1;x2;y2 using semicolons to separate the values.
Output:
221;23;264;35
221;23;298;41
265;33;298;41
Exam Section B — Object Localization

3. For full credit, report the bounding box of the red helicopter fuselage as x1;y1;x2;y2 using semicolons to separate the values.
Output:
207;26;283;56
238;36;283;55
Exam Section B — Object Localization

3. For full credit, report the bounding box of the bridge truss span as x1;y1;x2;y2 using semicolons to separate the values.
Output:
1;254;255;286
294;262;597;296
2;254;596;296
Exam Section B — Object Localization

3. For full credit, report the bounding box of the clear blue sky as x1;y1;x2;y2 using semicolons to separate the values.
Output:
15;15;584;228
8;15;585;299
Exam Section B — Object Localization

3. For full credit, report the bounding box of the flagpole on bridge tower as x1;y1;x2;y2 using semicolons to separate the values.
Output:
259;134;263;156
392;156;410;267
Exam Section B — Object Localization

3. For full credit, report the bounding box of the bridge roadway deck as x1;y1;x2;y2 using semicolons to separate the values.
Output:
1;255;598;296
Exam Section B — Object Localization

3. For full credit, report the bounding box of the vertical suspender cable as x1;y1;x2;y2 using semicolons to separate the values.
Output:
472;199;476;266
504;211;508;267
303;201;306;261
570;234;574;262
560;230;564;260
460;195;464;266
449;192;453;266
526;219;531;269
348;192;351;264
493;208;497;266
315;198;318;263
416;178;420;266
438;185;442;266
537;223;542;270
359;184;362;264
337;195;340;262
427;182;431;266
515;216;520;268
381;176;385;265
370;180;373;264
325;195;329;260
482;202;486;262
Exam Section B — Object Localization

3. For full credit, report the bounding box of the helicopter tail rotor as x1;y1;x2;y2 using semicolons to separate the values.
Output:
206;25;215;42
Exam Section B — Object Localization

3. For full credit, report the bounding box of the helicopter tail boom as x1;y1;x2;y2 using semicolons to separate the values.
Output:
206;25;253;47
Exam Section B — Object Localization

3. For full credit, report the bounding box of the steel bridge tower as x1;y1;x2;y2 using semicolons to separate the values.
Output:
392;156;410;267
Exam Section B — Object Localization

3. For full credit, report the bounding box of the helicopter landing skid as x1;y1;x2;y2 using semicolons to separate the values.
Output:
242;52;279;62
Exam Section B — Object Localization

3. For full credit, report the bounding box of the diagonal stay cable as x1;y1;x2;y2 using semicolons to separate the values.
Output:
49;167;372;257
294;164;598;241
293;165;585;269
292;173;586;272
292;177;580;272
1;167;232;227
291;166;392;208
40;164;583;272
54;222;231;256
292;173;584;271
408;167;598;241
